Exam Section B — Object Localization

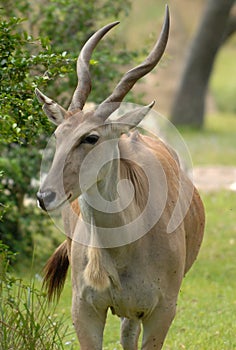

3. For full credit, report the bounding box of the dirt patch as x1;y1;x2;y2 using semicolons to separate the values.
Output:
193;166;236;192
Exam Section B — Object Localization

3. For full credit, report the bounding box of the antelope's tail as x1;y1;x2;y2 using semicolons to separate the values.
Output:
43;240;69;302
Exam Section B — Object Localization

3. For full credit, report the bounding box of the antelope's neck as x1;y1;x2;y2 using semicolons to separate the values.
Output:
78;158;125;229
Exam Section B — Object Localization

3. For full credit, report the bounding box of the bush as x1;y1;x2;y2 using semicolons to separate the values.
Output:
0;243;74;350
0;14;72;257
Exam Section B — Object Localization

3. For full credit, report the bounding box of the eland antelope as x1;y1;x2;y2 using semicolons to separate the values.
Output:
36;6;205;349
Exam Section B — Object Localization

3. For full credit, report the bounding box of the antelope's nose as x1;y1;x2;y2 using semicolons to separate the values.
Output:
37;190;56;211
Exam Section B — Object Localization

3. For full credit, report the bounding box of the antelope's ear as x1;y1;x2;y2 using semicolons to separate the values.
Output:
112;101;155;130
35;88;67;125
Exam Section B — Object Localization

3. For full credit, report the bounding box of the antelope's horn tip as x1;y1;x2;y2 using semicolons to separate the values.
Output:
35;87;45;99
149;100;155;108
110;21;120;27
165;4;170;20
35;87;44;101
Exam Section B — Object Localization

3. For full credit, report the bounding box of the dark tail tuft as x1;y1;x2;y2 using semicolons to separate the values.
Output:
43;240;69;302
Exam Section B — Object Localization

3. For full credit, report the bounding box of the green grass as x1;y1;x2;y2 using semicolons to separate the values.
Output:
0;246;72;350
163;190;236;349
210;43;236;114
179;112;236;166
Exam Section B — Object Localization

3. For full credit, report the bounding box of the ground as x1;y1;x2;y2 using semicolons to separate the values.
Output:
193;166;236;192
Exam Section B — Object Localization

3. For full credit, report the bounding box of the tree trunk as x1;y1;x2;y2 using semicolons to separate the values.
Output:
171;0;235;128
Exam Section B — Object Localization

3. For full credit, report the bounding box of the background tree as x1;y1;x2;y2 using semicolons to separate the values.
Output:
171;0;236;128
0;0;138;260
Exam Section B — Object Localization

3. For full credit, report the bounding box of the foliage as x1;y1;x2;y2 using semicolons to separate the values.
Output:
0;16;72;144
32;0;135;104
0;15;71;255
0;242;74;350
0;0;138;258
1;0;136;106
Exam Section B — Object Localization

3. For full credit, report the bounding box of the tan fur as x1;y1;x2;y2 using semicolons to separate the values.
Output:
44;134;204;299
120;158;149;210
84;247;111;291
42;131;204;350
82;156;149;291
38;10;205;348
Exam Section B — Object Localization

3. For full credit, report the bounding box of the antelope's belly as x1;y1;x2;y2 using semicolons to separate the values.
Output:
108;280;160;319
79;276;160;320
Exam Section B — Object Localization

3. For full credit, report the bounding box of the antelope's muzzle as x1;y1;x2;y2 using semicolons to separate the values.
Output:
37;190;56;211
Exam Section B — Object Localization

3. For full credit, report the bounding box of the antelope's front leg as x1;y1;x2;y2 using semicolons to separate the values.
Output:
72;295;107;350
141;299;177;350
120;317;141;350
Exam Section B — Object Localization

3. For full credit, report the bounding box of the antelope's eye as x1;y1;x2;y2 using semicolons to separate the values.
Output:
81;134;99;145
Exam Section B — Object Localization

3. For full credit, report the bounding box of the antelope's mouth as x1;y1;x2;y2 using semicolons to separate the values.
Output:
37;191;72;212
52;193;72;211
